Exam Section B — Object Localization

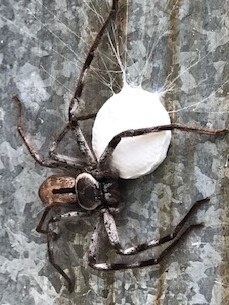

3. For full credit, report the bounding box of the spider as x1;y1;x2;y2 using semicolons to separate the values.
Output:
12;0;228;293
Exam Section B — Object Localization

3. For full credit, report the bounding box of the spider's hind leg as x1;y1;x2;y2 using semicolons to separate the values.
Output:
88;198;208;271
88;221;204;271
39;209;92;292
47;224;75;293
36;209;75;292
103;198;209;256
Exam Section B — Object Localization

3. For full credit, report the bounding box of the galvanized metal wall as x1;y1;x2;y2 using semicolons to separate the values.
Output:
1;0;228;304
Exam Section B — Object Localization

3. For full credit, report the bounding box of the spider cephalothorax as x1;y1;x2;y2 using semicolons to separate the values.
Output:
12;0;228;293
39;172;122;212
75;173;102;210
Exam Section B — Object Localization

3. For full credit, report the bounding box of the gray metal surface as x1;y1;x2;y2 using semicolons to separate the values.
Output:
1;0;228;304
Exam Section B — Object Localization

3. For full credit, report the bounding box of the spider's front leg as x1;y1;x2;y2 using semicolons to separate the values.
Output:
88;198;208;271
12;96;64;168
12;96;85;170
48;115;97;167
52;0;119;166
68;0;118;121
98;124;229;169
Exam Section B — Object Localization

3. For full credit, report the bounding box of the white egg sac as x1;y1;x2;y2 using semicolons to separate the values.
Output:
92;83;171;179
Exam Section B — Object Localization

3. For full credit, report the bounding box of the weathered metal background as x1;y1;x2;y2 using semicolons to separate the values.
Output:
0;0;228;304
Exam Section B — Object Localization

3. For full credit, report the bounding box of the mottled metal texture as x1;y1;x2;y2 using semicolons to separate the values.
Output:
0;0;228;304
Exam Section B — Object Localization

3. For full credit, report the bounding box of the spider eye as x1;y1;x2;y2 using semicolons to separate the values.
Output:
75;173;101;210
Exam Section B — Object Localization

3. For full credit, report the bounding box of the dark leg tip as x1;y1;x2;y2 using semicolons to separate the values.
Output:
191;222;205;229
12;95;20;106
197;197;210;203
192;197;210;210
68;281;75;293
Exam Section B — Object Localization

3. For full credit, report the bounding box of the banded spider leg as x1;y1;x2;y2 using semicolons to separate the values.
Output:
88;198;209;271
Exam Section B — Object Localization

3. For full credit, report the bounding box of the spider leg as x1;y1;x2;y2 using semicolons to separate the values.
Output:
72;122;97;164
36;209;76;291
12;96;85;169
48;103;98;164
103;198;209;255
48;119;97;166
13;95;96;168
98;123;229;168
13;1;119;168
88;216;104;266
47;226;75;293
51;210;92;222
12;96;64;168
88;222;204;271
39;208;92;292
36;206;53;234
36;203;91;234
69;0;119;121
53;0;119;165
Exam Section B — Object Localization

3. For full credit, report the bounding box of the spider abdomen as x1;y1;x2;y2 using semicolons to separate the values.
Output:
39;175;77;206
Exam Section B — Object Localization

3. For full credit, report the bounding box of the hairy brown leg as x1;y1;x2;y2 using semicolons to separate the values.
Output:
98;123;229;168
103;198;209;255
88;218;204;271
